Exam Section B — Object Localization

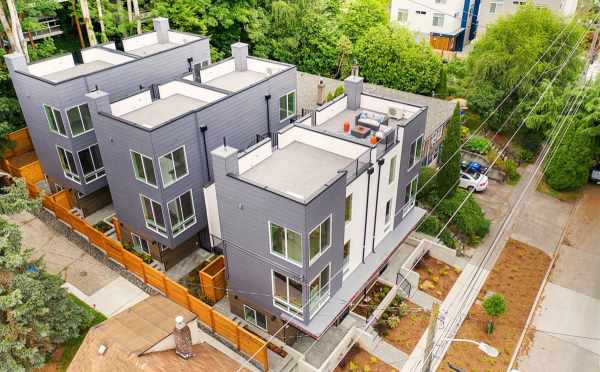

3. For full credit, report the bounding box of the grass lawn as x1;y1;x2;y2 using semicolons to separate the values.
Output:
536;179;582;202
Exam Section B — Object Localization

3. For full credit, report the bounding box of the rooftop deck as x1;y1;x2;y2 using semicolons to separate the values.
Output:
121;94;208;128
204;70;268;92
240;141;353;201
127;42;180;57
41;60;114;82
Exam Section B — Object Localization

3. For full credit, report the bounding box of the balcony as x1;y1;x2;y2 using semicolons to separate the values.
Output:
24;18;63;41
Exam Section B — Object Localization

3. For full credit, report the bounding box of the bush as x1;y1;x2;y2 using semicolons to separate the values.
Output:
326;85;344;102
544;126;593;191
505;159;520;185
437;189;490;245
417;166;437;205
460;125;470;142
483;293;507;334
417;215;457;249
462;111;481;132
464;135;492;155
518;148;535;163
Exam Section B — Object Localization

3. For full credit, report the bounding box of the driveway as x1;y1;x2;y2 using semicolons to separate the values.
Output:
516;186;600;372
6;211;148;317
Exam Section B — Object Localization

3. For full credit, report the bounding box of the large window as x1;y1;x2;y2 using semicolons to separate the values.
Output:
409;135;424;168
140;194;166;235
404;176;418;204
66;103;93;136
309;216;331;263
272;271;303;319
279;90;296;121
243;305;267;330
388;155;397;184
309;265;330;315
131;233;150;255
432;13;444;27
44;105;67;136
78;144;105;183
159;146;188;187
131;151;157;187
269;222;302;265
397;9;408;24
168;190;196;236
56;146;80;183
345;195;352;223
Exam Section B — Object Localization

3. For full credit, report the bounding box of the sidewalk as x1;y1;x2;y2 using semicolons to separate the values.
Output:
6;211;148;317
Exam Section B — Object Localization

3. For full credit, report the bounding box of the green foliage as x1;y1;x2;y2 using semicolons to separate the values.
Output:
518;148;535;163
0;50;26;155
437;104;462;196
505;159;520;185
483;293;507;318
28;38;59;62
460;125;470;142
464;135;492;155
417;215;457;249
351;25;442;94
0;179;41;215
338;0;387;43
326;85;345;102
435;64;449;98
545;125;593;191
416;166;437;204
437;189;490;245
446;59;468;97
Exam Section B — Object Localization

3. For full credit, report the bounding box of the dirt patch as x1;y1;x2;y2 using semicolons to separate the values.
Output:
382;300;430;354
415;254;460;301
335;345;397;372
37;347;64;372
439;239;551;372
352;281;391;319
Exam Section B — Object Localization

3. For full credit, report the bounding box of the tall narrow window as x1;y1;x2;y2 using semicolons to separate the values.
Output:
309;265;330;314
279;91;296;121
309;216;332;263
388;156;397;184
269;222;302;265
272;271;303;319
140;194;166;235
44;105;67;136
56;146;80;182
432;13;445;27
385;199;393;226
405;176;418;204
243;305;267;330
131;151;157;187
131;233;150;255
397;9;408;24
409;135;424;168
168;190;196;236
78;144;105;183
345;195;353;223
159;146;188;187
343;241;350;271
66;103;93;136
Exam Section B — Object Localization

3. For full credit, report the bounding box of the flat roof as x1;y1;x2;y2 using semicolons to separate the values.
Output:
127;42;180;57
42;60;114;82
241;141;353;201
204;70;268;92
121;94;208;128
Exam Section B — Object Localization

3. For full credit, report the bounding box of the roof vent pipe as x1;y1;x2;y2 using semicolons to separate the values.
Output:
317;78;325;106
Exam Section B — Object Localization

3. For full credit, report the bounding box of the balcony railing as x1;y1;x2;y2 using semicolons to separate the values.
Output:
24;18;63;41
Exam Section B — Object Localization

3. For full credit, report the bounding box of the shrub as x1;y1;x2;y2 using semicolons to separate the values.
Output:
417;215;457;249
518;148;535;163
464;135;492;155
544;126;593;191
437;189;490;245
460;125;470;142
417;166;437;205
483;293;507;334
326;85;344;102
505;159;520;185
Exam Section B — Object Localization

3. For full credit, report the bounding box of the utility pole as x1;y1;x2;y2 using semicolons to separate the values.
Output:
422;302;440;372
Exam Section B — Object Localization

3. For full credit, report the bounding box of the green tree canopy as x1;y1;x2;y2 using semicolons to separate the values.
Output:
436;104;462;197
338;0;387;43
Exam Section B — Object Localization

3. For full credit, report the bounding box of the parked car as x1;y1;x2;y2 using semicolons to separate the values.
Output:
461;160;488;175
459;170;488;192
590;164;600;184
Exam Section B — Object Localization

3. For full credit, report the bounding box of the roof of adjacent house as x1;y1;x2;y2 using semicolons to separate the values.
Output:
296;72;456;139
67;295;248;372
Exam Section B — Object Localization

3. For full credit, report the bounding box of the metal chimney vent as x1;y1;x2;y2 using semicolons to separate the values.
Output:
193;63;202;83
72;50;84;65
114;37;125;52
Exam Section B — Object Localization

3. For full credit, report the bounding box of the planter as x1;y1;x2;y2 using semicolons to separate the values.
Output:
351;280;391;319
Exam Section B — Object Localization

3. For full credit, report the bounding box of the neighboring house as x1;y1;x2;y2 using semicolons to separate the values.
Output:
389;0;480;51
68;295;255;372
297;72;455;167
207;72;427;343
476;0;578;38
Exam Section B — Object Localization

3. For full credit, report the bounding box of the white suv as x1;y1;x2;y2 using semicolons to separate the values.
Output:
459;171;488;192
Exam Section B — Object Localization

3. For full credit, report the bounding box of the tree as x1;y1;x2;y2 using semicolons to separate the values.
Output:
544;124;594;190
338;0;387;43
436;104;462;197
482;293;507;334
351;24;442;94
435;64;449;98
0;50;26;155
0;180;92;371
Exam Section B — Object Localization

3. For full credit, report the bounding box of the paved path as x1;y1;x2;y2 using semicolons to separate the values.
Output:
6;211;148;317
516;186;600;372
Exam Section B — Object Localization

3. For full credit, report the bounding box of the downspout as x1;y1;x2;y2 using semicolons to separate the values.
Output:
198;124;211;182
265;94;272;137
361;166;374;264
371;158;385;253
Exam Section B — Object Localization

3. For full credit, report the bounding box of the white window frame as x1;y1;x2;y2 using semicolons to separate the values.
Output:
397;9;408;24
131;233;150;255
77;144;105;184
130;150;158;188
158;145;189;188
388;155;397;184
409;135;424;169
56;145;80;183
309;214;332;265
489;0;503;13
139;194;167;236
279;90;297;122
65;103;94;137
271;270;304;320
167;189;197;238
243;304;268;331
309;263;331;318
43;104;68;137
432;13;445;27
268;221;303;267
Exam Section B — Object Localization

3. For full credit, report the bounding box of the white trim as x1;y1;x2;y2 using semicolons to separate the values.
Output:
308;214;332;266
43;104;68;138
166;189;197;238
279;89;297;122
243;304;268;331
158;145;189;188
56;145;81;184
77;143;105;184
408;134;424;170
308;263;331;319
139;193;168;237
131;232;150;255
130;150;158;188
268;221;303;267
65;103;94;138
271;269;304;321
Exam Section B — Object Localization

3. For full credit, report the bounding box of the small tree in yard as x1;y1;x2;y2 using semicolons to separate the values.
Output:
483;293;507;334
436;103;462;197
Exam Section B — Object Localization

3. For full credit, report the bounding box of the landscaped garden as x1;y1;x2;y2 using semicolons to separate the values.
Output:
439;239;551;372
374;296;430;354
335;344;397;372
415;254;460;301
178;255;217;302
351;281;391;320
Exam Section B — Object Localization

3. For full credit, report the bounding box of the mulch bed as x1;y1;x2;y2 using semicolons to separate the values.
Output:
415;254;460;301
382;300;430;354
351;281;391;319
335;345;397;372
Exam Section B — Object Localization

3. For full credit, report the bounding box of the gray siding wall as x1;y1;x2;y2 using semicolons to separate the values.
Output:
8;38;210;195
394;108;427;227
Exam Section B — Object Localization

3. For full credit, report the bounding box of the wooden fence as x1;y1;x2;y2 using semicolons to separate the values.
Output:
199;255;227;303
3;127;34;158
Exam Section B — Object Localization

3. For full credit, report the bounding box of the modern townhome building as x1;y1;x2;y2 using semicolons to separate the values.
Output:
4;18;211;216
208;71;427;343
85;43;297;268
389;0;480;51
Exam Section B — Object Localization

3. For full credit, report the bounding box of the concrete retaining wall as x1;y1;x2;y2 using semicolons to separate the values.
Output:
461;149;506;182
